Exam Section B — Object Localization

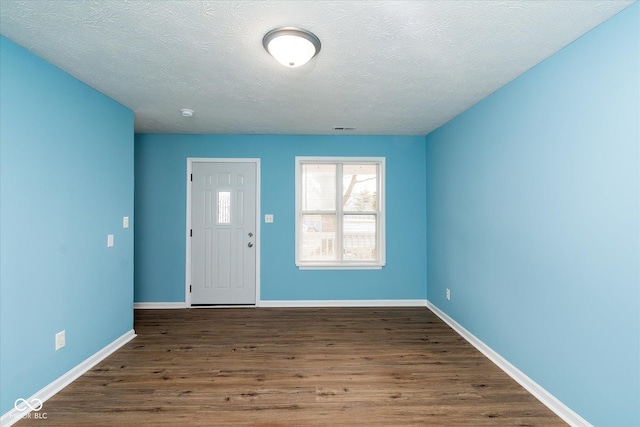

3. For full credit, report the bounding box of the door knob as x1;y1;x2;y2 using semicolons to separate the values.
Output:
248;242;254;248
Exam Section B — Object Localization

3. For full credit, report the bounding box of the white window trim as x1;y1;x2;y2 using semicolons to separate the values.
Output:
295;156;386;270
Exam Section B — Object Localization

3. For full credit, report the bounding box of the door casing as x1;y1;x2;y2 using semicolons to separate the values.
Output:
186;158;261;307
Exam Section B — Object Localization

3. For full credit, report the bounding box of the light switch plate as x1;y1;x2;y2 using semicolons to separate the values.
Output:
107;234;114;247
123;216;129;228
55;330;65;351
265;214;274;223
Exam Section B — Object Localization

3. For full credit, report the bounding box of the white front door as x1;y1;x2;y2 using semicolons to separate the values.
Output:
191;161;257;305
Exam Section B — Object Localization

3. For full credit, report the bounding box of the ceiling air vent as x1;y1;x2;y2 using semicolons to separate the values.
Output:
333;127;355;131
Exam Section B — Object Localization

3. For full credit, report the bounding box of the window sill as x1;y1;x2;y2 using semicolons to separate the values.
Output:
297;263;384;270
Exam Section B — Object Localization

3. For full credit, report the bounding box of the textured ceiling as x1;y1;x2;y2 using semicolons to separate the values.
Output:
0;0;634;135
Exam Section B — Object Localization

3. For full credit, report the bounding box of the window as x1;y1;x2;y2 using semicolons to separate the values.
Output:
295;157;385;269
217;191;231;224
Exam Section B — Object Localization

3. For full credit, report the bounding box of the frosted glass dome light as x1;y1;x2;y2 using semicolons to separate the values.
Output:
263;27;321;68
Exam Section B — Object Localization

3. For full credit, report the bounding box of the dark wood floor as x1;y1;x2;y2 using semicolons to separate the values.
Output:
16;308;565;426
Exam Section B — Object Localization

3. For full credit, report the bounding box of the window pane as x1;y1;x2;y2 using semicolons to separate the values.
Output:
301;214;336;261
343;164;377;212
218;191;231;224
302;164;336;211
343;214;376;261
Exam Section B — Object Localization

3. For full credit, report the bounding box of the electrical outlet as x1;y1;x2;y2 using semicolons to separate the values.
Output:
55;330;65;351
446;288;451;301
265;214;274;223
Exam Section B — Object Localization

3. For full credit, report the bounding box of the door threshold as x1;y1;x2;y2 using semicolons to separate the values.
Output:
190;304;256;308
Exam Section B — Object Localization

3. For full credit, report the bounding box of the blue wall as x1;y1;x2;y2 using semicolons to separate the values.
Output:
134;134;427;302
0;37;134;415
425;4;639;426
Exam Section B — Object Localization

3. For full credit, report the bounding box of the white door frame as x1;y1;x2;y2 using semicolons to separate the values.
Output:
185;158;261;307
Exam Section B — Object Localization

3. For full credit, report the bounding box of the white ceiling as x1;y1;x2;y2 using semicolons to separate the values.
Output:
0;0;634;135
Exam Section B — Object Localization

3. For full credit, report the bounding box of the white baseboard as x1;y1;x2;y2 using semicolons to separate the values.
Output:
135;301;428;309
134;302;186;309
259;299;428;308
426;301;591;427
1;329;136;427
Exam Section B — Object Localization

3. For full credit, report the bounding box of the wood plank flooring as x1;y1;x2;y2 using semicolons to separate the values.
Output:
16;308;565;426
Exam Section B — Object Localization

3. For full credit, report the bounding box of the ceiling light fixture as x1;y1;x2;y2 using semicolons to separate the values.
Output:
263;27;321;68
181;108;194;118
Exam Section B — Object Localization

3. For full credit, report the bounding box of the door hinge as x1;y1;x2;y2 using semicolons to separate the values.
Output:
190;285;192;293
190;229;192;237
190;174;193;181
